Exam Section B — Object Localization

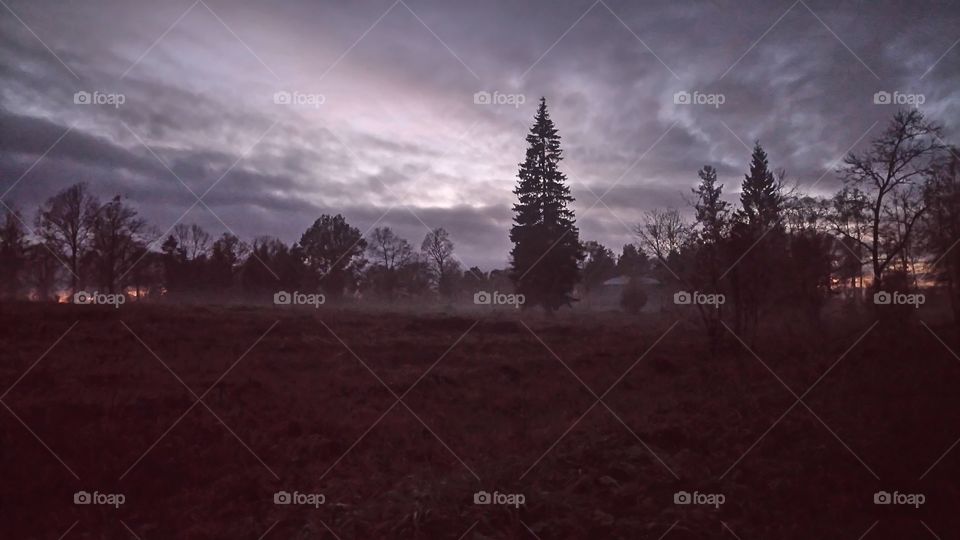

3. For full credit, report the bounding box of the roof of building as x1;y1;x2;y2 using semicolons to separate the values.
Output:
602;275;660;287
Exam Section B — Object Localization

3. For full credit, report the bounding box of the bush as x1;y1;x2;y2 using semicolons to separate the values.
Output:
620;278;648;315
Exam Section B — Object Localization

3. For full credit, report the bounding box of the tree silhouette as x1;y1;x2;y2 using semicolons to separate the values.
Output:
89;195;147;294
36;182;99;294
779;194;835;322
509;97;582;310
160;223;211;295
840;109;946;289
581;240;617;297
616;244;648;278
728;142;785;336
0;208;27;299
637;207;687;264
693;165;730;247
421;227;458;297
691;165;730;350
208;233;248;293
366;226;413;299
828;186;870;291
738;142;782;229
923;151;960;324
299;214;366;299
173;223;211;261
240;237;303;296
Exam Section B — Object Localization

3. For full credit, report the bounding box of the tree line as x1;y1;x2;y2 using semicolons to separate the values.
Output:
504;99;959;335
0;188;514;303
630;109;960;344
0;101;958;327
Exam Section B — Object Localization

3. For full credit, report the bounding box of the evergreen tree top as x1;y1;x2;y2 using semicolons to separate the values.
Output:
525;97;560;147
745;141;769;181
738;141;782;227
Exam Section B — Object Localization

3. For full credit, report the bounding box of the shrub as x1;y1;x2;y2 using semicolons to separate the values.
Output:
620;277;648;315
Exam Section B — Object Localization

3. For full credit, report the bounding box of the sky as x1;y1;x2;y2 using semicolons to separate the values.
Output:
1;0;958;270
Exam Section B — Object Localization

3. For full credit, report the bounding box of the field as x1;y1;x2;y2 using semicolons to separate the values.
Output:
2;302;959;539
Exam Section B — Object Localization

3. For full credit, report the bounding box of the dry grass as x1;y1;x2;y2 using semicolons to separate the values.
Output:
1;302;958;538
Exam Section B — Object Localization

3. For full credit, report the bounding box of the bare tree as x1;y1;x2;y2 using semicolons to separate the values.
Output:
840;109;946;289
636;208;690;329
784;195;829;235
36;182;100;294
367;227;414;299
90;195;148;293
173;223;211;261
368;227;412;271
421;227;457;296
636;207;688;263
887;186;926;282
828;186;870;291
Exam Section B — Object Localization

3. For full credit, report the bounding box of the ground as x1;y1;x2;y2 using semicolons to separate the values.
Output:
1;302;959;539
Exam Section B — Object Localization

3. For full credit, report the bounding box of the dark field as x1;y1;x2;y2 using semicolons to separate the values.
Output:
2;302;959;539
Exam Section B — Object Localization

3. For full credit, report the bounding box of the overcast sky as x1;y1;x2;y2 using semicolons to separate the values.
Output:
1;0;958;269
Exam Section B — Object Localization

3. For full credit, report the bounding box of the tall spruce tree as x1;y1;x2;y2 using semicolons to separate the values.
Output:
509;97;582;310
729;141;784;338
739;141;781;229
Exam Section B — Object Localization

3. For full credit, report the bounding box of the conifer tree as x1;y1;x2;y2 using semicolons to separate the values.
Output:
693;165;729;246
738;142;782;229
729;142;784;338
691;165;729;351
509;97;582;310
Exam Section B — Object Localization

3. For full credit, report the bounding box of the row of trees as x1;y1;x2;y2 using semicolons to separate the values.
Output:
0;187;517;302
0;97;653;308
631;109;959;344
502;100;959;342
0;183;643;306
1;102;957;325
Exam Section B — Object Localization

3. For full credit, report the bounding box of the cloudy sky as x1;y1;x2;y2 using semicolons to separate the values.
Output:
1;0;958;269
